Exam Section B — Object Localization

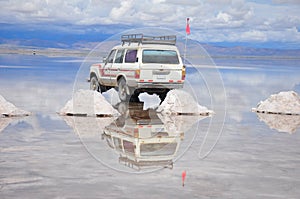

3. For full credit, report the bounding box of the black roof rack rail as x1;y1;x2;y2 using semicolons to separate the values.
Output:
121;34;176;45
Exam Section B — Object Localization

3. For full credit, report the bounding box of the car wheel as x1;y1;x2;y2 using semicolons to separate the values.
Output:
90;76;100;92
118;78;129;101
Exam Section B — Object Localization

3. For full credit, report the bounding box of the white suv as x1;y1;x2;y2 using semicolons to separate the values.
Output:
89;34;185;101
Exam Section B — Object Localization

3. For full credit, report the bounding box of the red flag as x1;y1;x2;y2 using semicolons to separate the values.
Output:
186;18;190;35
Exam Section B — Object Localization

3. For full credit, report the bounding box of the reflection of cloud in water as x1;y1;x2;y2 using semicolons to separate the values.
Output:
0;80;74;115
158;114;208;133
138;93;161;110
61;116;115;138
192;65;257;71
223;72;267;87
0;65;35;69
256;113;300;134
221;69;300;123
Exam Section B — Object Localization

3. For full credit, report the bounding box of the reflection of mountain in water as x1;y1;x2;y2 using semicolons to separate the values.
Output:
256;113;300;134
0;118;34;133
0;118;13;133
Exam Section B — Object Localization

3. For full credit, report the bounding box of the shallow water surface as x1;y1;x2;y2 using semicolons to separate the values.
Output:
0;54;300;198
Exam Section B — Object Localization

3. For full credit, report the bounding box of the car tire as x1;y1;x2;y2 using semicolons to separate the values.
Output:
129;91;140;102
90;76;100;92
118;78;130;101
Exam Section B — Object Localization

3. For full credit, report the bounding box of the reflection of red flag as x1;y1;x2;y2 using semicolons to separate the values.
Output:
182;170;186;186
186;18;190;35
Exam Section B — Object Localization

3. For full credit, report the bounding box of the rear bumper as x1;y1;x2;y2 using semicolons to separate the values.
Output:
137;82;184;89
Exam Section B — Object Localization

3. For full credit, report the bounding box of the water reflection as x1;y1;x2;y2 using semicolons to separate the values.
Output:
61;102;206;172
255;113;300;134
0;117;13;133
61;115;115;138
102;103;184;170
1;54;300;197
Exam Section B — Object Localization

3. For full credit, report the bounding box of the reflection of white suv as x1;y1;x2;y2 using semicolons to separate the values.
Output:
89;34;185;101
102;105;183;170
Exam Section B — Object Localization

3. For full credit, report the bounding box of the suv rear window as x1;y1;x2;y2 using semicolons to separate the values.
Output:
142;50;179;64
140;143;177;156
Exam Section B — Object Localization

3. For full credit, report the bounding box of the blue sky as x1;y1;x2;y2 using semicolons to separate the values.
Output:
0;0;300;49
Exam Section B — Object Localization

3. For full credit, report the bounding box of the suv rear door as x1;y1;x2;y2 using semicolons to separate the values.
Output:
140;48;183;82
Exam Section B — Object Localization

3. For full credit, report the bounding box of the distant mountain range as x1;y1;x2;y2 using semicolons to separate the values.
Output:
202;44;300;57
1;22;299;57
1;37;300;58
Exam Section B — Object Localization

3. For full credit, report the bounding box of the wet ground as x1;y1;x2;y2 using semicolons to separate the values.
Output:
0;54;300;198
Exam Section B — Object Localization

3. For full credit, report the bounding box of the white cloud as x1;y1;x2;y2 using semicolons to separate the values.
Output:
240;30;268;42
268;27;300;42
152;0;166;4
217;12;232;23
109;0;134;21
0;0;299;45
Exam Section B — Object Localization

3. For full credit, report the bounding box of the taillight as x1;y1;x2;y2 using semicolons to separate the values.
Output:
182;66;186;80
135;69;140;79
134;128;139;137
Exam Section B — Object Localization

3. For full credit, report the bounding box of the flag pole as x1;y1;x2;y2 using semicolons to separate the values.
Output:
184;31;188;65
184;18;190;65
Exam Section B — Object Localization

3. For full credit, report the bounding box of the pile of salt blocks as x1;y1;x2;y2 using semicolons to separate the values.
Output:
59;89;120;117
157;90;214;115
252;91;300;115
0;94;30;117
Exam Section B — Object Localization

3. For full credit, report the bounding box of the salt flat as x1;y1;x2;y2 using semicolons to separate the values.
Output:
0;54;300;198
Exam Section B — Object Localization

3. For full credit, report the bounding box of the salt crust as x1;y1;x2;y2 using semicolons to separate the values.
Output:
157;89;214;115
59;89;120;117
253;91;300;115
0;94;30;117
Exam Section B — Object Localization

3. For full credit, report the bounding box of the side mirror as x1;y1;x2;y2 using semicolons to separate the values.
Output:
103;57;107;63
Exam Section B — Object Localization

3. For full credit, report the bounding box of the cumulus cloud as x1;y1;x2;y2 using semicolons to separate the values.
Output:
109;0;134;21
0;0;299;45
240;30;267;42
217;12;232;23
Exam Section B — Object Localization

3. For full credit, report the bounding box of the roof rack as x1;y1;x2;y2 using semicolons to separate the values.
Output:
121;34;176;45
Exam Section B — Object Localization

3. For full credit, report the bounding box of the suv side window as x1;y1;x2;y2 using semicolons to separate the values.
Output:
125;49;137;63
115;49;125;63
107;49;116;63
